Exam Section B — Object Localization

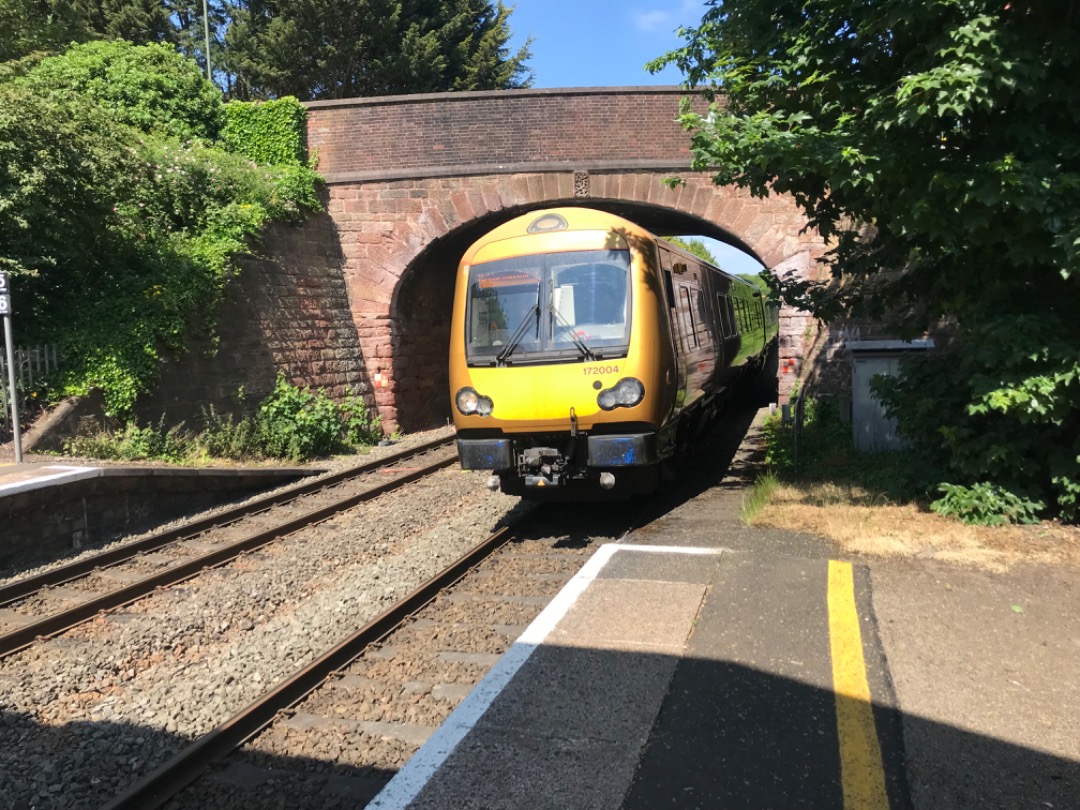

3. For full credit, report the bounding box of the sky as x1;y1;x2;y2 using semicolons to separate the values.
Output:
505;0;705;90
504;1;764;275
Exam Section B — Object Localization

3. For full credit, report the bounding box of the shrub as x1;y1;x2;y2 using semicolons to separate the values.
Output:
876;314;1079;522
930;482;1044;527
61;377;383;463
64;419;190;463
16;40;225;141
340;389;383;446
255;374;343;461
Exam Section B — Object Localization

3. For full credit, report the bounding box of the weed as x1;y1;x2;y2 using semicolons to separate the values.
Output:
63;376;384;464
742;470;781;524
930;482;1044;526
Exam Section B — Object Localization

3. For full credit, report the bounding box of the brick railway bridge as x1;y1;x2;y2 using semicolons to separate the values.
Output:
302;86;826;432
141;86;824;438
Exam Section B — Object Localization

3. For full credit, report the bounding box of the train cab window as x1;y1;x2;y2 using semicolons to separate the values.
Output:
464;249;631;365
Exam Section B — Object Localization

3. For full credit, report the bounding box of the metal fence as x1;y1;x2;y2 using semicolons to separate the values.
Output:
0;345;60;429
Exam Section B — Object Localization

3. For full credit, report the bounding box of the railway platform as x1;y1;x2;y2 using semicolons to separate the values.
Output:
0;460;103;496
0;458;313;572
363;417;1080;810
368;508;909;809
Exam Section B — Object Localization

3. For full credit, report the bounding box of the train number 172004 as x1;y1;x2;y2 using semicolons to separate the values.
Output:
583;365;619;376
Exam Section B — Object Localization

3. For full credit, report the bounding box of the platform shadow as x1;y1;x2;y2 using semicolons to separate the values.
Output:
1;643;1076;809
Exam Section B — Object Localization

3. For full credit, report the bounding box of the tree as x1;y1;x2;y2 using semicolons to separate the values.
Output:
17;39;225;139
0;0;94;60
222;0;532;100
0;0;176;61
666;236;717;265
652;1;1080;518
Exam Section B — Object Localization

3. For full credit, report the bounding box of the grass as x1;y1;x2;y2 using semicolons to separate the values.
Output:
741;469;781;525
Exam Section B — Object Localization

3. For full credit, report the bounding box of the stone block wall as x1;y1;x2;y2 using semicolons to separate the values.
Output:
0;467;309;570
134;212;374;429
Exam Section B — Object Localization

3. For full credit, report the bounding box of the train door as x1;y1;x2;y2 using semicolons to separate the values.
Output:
658;248;688;410
672;271;709;409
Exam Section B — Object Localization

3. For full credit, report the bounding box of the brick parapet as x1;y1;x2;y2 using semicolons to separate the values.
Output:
306;87;710;183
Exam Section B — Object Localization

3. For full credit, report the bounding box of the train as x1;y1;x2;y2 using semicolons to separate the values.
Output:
448;207;779;498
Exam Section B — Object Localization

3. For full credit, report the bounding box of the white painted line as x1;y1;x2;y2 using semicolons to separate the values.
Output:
0;466;103;497
367;542;722;810
612;544;724;556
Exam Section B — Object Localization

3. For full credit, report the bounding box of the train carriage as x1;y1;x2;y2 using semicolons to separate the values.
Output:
449;207;778;498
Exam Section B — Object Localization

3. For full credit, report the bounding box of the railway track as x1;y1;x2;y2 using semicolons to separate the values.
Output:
96;502;635;810
0;436;456;658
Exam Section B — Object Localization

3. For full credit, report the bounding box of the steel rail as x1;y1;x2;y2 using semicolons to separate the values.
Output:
0;447;458;659
100;523;517;810
0;435;454;608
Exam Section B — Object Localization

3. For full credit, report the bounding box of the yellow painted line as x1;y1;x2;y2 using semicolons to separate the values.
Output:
828;560;889;809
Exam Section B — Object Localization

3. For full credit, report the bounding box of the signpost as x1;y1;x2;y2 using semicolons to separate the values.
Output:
0;273;22;462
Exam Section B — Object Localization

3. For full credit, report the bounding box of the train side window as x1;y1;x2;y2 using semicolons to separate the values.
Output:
717;294;733;338
693;288;712;348
679;286;698;350
658;249;677;308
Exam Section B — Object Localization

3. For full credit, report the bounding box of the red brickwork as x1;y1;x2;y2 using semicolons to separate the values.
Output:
135;214;372;427
307;88;703;181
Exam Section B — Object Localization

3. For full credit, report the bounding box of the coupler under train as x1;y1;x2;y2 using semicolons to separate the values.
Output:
455;429;663;499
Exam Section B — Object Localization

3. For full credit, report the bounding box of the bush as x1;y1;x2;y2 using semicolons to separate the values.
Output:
16;40;225;141
64;419;190;463
930;482;1044;527
61;377;383;463
2;43;322;415
762;397;852;473
340;389;383;446
255;374;344;461
760;396;920;500
876;313;1079;522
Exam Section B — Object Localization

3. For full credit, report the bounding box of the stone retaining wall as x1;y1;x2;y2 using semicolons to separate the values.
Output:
0;467;310;571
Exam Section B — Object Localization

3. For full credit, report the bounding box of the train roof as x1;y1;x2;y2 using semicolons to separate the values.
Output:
460;207;653;266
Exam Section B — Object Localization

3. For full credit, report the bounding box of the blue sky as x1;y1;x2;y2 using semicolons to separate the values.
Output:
504;1;764;275
505;0;706;89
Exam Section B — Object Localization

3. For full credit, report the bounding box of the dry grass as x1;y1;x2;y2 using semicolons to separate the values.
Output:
752;481;1080;572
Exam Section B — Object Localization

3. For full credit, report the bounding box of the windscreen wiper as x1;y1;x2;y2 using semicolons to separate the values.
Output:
495;304;540;366
550;305;597;361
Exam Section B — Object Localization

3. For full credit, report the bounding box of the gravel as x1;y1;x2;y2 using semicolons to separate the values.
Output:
0;427;531;810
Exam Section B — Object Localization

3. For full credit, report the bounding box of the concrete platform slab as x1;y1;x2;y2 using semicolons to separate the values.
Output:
474;644;678;744
407;728;642;810
0;463;101;497
546;577;704;654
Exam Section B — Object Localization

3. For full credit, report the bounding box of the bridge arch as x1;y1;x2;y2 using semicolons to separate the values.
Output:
308;89;826;431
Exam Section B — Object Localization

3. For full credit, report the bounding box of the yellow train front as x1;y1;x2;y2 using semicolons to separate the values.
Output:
449;207;772;498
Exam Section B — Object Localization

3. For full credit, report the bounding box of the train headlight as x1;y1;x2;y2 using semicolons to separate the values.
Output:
456;387;494;417
597;378;645;411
